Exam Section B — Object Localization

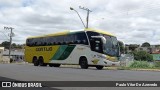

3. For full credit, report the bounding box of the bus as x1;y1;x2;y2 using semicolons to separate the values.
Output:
25;28;120;70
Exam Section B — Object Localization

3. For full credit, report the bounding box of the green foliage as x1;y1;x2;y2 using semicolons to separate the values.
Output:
154;62;160;68
130;51;153;61
117;66;130;70
128;61;160;69
0;41;25;49
128;44;140;51
129;61;152;68
1;41;10;49
141;42;150;47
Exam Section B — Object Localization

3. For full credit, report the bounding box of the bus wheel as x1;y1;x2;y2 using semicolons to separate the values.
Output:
79;57;88;69
49;64;53;67
53;64;61;67
96;66;104;70
33;57;39;66
43;63;48;66
39;57;47;66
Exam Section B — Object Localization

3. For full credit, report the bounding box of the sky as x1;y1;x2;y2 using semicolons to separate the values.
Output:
0;0;160;45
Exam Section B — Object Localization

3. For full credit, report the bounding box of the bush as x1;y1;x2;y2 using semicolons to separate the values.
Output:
129;61;152;68
130;51;153;61
154;62;160;68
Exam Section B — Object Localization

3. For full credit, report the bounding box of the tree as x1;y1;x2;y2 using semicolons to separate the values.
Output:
141;42;150;47
131;51;153;61
11;43;24;49
12;43;16;48
0;41;25;49
1;41;10;49
128;44;140;51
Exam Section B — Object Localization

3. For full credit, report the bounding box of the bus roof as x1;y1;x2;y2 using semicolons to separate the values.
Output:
27;28;115;39
85;28;115;37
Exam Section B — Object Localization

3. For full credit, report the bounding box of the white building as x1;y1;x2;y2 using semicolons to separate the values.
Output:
3;49;24;62
0;47;4;62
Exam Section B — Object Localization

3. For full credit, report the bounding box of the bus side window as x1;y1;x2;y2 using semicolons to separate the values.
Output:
82;40;87;45
58;42;61;45
90;39;94;50
62;42;66;45
77;40;81;44
44;42;47;46
29;39;33;46
34;42;36;46
66;41;69;45
53;42;57;45
26;39;29;46
74;41;78;44
68;41;73;44
47;43;51;46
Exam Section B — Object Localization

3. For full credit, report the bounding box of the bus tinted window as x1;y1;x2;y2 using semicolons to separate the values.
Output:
74;32;88;45
86;31;100;40
26;31;88;47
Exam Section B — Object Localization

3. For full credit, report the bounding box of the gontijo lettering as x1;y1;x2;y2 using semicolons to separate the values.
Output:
36;47;52;51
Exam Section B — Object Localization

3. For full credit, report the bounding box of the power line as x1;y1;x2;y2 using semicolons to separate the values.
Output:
0;38;8;40
91;1;160;21
0;31;9;40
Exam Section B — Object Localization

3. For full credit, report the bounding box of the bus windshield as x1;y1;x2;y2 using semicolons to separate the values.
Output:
103;35;119;57
86;31;120;56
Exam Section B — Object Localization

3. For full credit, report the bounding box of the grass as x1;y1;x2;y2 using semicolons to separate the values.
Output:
154;61;160;68
117;66;131;70
129;61;153;69
116;61;160;71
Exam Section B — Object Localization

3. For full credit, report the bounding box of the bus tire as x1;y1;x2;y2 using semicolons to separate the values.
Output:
53;64;61;67
39;57;47;66
49;64;53;67
79;57;88;69
96;66;104;70
33;57;39;66
43;63;48;66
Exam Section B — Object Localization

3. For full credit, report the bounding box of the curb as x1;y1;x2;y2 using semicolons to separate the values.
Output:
1;63;160;71
131;69;160;72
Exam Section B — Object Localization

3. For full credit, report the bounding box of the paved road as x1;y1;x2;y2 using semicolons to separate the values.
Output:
0;63;160;90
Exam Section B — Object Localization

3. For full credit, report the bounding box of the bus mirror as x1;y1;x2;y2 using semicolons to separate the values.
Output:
91;36;106;44
118;44;121;57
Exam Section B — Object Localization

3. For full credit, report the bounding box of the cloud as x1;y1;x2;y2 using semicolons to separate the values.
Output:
0;0;160;45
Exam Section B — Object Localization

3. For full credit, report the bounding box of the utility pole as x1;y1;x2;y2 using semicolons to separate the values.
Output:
79;6;92;29
4;26;14;60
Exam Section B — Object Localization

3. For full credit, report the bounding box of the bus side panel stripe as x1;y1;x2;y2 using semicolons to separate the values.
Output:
58;45;76;60
51;45;68;60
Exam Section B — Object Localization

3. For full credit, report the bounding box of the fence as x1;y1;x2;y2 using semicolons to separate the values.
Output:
119;54;134;66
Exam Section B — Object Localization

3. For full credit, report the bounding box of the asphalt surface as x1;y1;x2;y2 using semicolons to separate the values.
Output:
0;63;160;90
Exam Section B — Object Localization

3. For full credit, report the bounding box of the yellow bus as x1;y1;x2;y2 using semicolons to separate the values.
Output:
25;28;120;70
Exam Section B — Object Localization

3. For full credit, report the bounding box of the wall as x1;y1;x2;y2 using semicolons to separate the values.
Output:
0;47;4;62
152;54;160;61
